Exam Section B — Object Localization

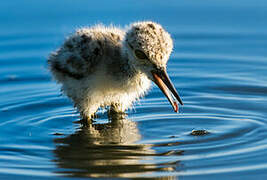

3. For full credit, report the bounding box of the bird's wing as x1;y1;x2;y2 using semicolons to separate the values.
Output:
48;27;124;80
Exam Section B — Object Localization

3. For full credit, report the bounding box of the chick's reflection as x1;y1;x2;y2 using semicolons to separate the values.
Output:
53;114;176;178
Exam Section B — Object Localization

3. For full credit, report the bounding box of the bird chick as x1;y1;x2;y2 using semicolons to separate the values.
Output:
48;21;183;120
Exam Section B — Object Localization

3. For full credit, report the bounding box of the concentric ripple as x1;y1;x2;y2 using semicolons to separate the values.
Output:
1;5;267;179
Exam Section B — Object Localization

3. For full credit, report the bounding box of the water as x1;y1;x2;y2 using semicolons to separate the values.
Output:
1;0;267;179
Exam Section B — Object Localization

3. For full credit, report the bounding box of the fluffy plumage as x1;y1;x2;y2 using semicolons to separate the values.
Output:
48;21;175;120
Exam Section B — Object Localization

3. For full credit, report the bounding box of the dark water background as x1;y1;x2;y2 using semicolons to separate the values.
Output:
1;0;267;179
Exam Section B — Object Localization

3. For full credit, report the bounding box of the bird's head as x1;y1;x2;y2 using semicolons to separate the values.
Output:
124;21;183;112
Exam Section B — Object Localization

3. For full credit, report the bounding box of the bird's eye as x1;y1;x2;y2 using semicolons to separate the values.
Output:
134;50;148;60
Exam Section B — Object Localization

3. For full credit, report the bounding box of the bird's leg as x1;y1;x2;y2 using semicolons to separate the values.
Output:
108;111;127;121
76;101;100;125
80;112;97;126
109;103;124;113
108;104;127;121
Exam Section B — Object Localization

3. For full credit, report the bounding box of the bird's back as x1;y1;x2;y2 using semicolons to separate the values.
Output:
48;25;126;81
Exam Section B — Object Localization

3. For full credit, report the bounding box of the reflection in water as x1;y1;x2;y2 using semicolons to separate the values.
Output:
53;113;179;178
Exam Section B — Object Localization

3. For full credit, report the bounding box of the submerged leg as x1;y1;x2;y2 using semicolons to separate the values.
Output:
108;104;127;120
80;112;97;126
79;105;99;125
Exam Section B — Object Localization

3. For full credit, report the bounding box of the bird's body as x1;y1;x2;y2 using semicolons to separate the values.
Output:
48;21;183;120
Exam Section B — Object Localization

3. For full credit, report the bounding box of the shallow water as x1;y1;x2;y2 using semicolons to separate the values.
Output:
1;0;267;179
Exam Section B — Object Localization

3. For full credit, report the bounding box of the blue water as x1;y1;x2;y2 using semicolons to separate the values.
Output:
1;0;267;179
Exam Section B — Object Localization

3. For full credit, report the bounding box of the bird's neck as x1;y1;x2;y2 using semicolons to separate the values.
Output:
120;46;139;76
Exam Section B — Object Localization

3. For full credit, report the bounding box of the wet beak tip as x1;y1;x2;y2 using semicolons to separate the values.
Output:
152;70;183;113
174;102;179;113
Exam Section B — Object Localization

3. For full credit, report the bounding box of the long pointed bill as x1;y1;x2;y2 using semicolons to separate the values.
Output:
152;69;183;113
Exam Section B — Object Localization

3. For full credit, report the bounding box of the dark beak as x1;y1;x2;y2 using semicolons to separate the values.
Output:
152;69;183;112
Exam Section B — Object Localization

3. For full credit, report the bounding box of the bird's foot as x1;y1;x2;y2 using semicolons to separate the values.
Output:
108;106;127;121
80;113;97;126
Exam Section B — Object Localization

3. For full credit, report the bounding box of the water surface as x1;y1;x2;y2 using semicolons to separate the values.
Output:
1;0;267;179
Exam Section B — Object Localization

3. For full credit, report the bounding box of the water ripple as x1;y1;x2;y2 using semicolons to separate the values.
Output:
1;4;267;179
